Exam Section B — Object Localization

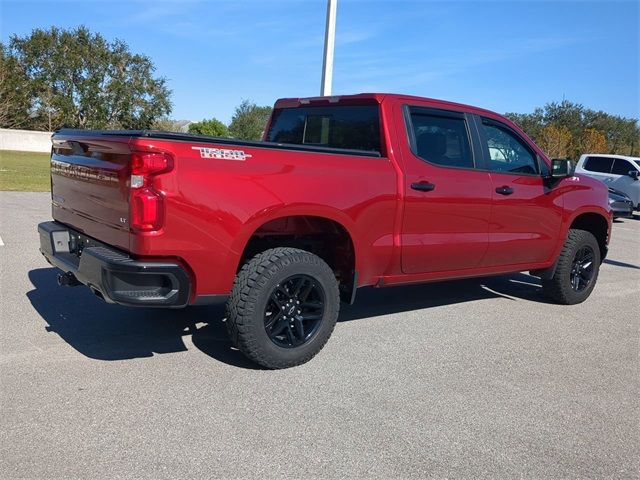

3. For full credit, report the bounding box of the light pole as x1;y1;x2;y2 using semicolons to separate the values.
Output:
320;0;337;96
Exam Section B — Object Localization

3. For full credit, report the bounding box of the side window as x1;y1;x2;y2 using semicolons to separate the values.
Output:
481;121;538;174
409;112;474;168
583;156;614;173
611;158;634;175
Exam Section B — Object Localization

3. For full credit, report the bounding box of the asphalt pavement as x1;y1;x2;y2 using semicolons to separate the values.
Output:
1;191;638;479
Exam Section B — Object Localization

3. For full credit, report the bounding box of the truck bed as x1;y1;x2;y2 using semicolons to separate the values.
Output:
55;129;382;157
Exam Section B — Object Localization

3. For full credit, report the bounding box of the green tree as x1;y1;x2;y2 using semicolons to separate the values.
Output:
3;26;171;131
228;100;272;140
538;123;573;158
188;118;228;137
505;100;639;159
0;45;31;128
505;108;545;140
543;100;585;139
583;110;639;155
578;128;608;154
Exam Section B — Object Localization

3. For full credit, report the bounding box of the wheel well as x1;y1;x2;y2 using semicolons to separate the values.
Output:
570;213;609;260
239;216;356;302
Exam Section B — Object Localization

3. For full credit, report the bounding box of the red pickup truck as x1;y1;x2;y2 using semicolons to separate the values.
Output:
38;93;612;368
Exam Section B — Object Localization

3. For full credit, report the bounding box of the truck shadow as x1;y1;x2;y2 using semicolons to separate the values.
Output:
27;267;547;369
603;258;640;269
340;274;549;322
26;268;258;368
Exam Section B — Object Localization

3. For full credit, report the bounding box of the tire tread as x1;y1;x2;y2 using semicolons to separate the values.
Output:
542;229;600;305
226;247;339;369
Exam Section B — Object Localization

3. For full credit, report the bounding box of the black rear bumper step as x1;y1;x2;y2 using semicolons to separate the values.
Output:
38;221;191;308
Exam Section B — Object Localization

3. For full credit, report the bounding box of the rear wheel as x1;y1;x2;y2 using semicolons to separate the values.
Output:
226;248;339;369
542;229;601;305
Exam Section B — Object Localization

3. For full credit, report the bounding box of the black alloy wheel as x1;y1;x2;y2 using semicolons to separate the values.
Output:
541;229;601;305
226;247;340;369
264;274;325;348
569;245;595;292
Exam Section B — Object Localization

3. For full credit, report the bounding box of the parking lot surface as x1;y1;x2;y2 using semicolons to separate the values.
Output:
1;191;639;479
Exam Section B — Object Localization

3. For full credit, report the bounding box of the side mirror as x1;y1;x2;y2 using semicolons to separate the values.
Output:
628;170;639;181
551;159;573;178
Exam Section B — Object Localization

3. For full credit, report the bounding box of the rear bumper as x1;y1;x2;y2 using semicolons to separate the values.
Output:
38;221;191;308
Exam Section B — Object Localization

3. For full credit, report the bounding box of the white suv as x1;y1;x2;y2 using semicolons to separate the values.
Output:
575;154;640;209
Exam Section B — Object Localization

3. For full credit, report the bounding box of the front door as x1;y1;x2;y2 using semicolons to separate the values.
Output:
608;158;640;206
477;117;562;267
400;107;492;274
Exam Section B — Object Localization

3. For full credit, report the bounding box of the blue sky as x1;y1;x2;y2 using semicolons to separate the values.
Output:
1;0;638;123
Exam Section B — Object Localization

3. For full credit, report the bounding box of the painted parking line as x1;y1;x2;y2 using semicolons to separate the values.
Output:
0;235;4;246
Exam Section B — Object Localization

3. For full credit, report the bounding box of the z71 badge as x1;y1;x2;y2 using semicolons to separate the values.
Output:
192;146;252;161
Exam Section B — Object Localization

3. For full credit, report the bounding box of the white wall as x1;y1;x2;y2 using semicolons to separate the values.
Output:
0;128;52;153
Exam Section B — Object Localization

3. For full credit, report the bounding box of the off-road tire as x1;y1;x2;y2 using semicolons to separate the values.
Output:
226;248;340;369
542;229;601;305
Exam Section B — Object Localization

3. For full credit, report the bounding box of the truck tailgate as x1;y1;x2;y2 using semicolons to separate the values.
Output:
51;135;131;251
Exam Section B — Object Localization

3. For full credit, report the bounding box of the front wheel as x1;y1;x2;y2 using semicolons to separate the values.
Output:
226;248;340;369
542;229;601;305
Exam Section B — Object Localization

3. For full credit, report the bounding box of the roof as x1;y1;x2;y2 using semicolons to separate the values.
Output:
580;153;640;162
273;92;503;118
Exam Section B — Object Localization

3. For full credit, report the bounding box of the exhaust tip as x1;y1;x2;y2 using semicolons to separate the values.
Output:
57;272;80;287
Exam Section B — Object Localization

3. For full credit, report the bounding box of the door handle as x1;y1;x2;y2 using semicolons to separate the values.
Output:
495;186;514;195
411;181;435;192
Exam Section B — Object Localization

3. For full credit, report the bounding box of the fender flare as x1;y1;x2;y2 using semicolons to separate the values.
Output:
229;203;361;272
537;206;611;278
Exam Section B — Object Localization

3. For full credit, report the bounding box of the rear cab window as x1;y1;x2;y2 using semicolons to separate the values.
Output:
583;156;614;173
266;105;381;154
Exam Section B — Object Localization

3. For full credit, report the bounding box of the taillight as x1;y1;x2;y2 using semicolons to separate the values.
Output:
131;188;163;231
131;153;171;175
130;152;172;232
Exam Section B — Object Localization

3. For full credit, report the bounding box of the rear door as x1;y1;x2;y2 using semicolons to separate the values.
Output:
399;106;492;273
51;133;131;251
476;116;562;267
